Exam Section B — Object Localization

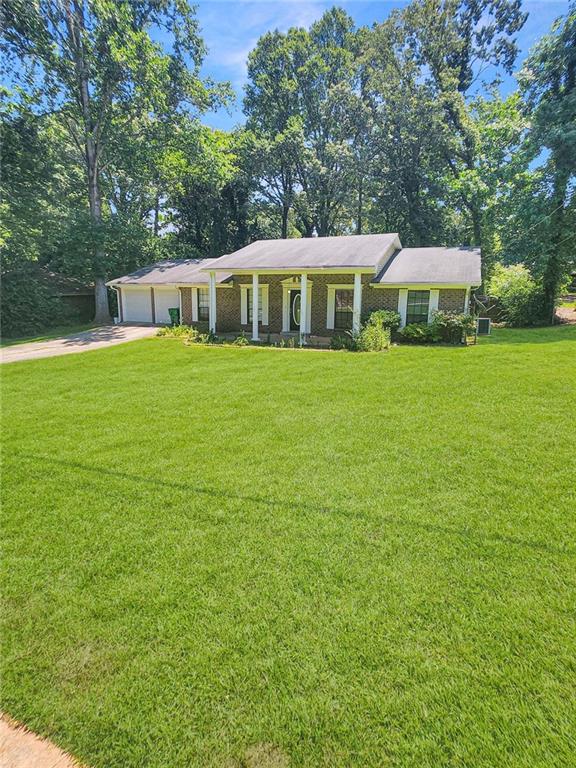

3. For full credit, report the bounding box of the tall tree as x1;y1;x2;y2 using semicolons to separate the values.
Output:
2;0;224;321
399;0;527;254
245;30;305;237
244;8;363;237
519;1;576;320
363;18;455;245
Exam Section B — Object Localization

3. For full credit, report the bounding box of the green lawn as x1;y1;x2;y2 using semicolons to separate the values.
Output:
2;326;575;768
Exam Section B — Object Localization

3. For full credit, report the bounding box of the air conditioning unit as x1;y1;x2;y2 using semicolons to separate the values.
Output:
477;317;491;336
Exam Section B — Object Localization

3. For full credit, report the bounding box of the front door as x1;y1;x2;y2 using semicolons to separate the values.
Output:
289;290;301;331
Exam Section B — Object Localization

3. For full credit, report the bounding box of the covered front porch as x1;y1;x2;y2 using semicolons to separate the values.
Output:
206;270;364;345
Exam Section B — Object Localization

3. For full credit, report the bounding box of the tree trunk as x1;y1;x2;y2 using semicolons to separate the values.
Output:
356;175;363;235
67;0;111;324
543;165;570;323
87;144;112;323
281;202;289;239
153;190;160;237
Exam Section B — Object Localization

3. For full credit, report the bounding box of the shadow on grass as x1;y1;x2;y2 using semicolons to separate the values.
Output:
23;453;575;558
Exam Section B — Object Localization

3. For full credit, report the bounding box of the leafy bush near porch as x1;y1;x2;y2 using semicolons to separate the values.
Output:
356;322;391;352
431;311;476;343
330;334;355;350
363;309;401;334
156;324;194;338
331;312;392;351
399;313;475;344
232;332;249;346
399;323;441;343
488;263;546;326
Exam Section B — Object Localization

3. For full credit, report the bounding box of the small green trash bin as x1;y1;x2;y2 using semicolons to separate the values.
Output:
168;307;180;326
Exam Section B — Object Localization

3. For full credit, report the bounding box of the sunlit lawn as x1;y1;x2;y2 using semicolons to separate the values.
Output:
2;325;575;767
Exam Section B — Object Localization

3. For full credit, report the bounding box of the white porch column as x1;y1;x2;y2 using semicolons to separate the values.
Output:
300;273;308;345
252;272;259;342
208;271;217;333
353;273;362;334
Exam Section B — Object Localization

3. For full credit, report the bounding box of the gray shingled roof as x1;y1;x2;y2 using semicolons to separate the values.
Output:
201;233;400;271
107;259;232;286
373;247;481;285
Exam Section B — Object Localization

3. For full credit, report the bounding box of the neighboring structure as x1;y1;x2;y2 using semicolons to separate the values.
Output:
37;266;95;321
107;234;481;345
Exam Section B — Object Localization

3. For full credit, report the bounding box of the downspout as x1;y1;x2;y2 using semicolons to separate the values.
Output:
112;286;123;323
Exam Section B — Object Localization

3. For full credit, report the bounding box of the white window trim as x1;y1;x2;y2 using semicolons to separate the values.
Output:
398;288;439;327
196;286;211;323
428;289;440;322
326;284;354;331
240;284;269;325
398;289;409;328
281;278;312;333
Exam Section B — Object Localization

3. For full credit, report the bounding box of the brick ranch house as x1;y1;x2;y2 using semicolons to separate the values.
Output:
108;234;481;345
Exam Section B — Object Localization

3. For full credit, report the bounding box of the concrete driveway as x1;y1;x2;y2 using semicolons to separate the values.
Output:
1;324;158;364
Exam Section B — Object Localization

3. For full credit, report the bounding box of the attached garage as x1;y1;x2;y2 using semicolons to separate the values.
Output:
107;259;233;325
153;287;180;324
121;287;153;323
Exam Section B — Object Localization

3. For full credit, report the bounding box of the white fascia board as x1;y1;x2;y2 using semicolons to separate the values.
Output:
177;282;233;288
371;283;473;290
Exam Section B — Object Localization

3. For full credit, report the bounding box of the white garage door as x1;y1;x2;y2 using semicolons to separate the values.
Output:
122;287;152;322
154;288;180;324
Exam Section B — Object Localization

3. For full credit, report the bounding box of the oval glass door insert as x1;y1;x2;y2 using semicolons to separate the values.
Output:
292;292;301;326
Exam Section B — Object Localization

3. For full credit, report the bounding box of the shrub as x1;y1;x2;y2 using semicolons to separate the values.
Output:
191;331;218;345
356;323;391;352
399;323;441;343
363;309;401;334
1;268;79;337
488;263;546;326
232;332;249;346
332;312;392;352
330;334;354;350
431;311;476;344
156;324;193;338
157;325;224;346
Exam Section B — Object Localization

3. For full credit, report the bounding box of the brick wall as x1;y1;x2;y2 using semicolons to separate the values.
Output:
363;285;400;316
216;286;241;332
438;289;467;313
228;273;401;337
180;288;192;324
181;280;466;335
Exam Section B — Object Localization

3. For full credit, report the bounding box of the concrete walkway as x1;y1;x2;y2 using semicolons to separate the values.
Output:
0;715;85;768
1;324;158;364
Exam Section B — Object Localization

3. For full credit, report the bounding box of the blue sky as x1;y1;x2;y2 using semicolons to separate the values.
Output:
194;0;570;131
